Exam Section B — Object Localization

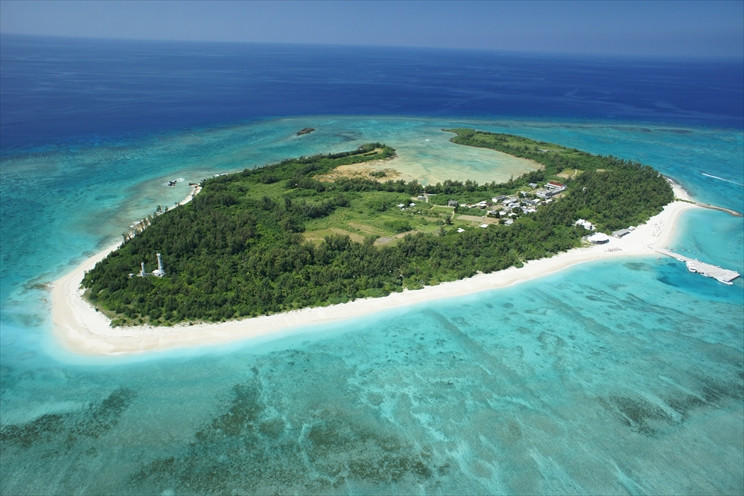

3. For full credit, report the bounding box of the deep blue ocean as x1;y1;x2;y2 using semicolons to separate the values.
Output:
1;34;742;494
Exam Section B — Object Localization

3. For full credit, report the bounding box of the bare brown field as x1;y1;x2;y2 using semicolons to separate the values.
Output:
316;159;401;183
302;227;366;244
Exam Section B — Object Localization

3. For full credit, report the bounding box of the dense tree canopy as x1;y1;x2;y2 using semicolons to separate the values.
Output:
82;132;673;326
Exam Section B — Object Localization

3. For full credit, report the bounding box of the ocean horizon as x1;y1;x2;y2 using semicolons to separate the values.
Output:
1;35;742;494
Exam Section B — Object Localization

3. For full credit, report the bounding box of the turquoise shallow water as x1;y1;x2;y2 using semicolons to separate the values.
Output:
1;117;743;494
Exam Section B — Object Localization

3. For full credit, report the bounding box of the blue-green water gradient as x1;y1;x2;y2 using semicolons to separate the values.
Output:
1;117;742;494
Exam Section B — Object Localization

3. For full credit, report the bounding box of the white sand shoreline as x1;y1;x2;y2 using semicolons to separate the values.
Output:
51;184;700;356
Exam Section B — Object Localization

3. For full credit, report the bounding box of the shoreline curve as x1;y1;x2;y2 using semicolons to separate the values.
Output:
51;184;700;356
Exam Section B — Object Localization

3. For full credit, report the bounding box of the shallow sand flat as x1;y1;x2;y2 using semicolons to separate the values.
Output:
388;140;543;186
51;181;699;356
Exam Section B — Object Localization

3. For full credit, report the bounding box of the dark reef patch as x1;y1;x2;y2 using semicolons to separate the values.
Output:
0;413;66;449
128;374;446;495
623;261;651;272
0;387;136;452
600;395;676;436
600;370;744;435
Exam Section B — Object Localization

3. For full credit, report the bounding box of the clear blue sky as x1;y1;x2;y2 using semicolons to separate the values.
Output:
1;0;742;58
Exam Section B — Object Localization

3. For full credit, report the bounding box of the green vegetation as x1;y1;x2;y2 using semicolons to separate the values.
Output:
444;128;674;228
82;131;673;326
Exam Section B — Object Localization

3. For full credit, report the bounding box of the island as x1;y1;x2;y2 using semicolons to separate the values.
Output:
52;129;700;355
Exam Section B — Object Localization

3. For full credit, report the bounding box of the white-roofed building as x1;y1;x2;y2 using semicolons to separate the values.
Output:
587;233;610;244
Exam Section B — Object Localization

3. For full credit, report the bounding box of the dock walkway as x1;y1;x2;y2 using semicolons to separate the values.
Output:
656;249;740;285
685;200;742;217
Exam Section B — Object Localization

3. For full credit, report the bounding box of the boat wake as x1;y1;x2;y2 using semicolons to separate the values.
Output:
701;172;744;186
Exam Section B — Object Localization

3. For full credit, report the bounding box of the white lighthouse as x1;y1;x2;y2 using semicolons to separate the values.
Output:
152;253;165;277
139;261;147;278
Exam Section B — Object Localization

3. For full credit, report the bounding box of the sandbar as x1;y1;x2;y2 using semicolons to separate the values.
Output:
51;183;700;356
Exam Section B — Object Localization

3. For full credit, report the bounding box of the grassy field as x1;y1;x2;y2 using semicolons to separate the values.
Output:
557;168;582;179
303;190;447;244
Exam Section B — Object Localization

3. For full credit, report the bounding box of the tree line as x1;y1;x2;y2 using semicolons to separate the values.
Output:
82;131;673;326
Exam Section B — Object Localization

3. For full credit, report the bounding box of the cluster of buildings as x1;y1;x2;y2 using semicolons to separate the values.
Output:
442;181;644;240
448;195;538;216
446;181;568;219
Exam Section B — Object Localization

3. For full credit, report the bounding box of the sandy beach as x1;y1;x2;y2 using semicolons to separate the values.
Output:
51;183;701;356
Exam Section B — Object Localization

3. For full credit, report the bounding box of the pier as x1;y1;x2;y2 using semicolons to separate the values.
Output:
677;199;742;217
656;248;740;285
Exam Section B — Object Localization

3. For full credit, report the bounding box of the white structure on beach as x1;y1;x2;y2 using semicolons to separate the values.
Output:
152;253;165;277
587;232;610;244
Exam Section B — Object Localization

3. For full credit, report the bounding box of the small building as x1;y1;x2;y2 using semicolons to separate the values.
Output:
528;182;538;188
479;223;489;229
504;218;514;226
537;187;565;199
612;228;632;238
447;200;459;207
492;195;507;203
546;181;566;190
457;227;465;233
575;219;595;231
588;233;610;244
